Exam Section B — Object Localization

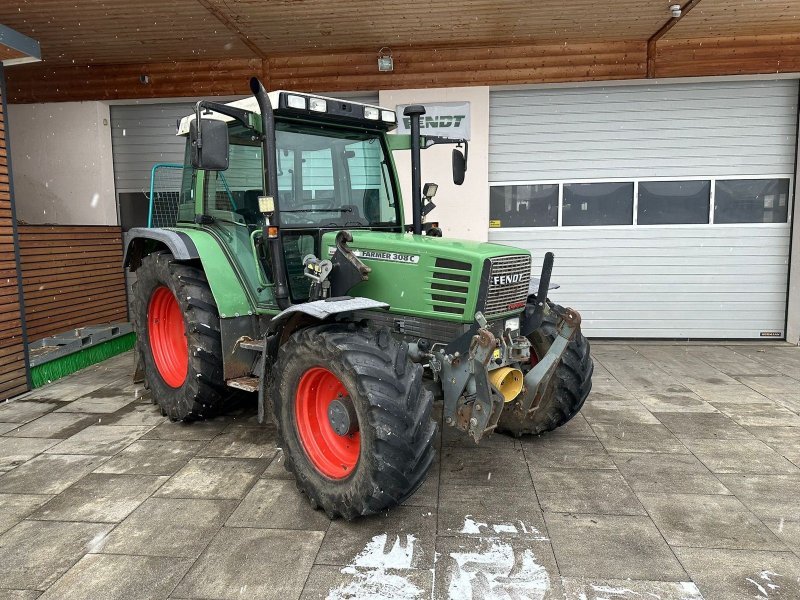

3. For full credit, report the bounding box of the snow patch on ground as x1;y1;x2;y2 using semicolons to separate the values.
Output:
746;570;781;598
459;515;549;540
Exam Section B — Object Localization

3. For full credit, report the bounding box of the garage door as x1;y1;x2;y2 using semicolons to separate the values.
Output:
110;92;380;229
488;79;797;338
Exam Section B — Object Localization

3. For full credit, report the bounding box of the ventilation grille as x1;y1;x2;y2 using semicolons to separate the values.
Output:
431;258;471;316
483;255;531;317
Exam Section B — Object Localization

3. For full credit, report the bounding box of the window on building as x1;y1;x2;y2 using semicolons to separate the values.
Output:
714;179;791;224
563;182;633;226
638;180;710;225
489;184;558;227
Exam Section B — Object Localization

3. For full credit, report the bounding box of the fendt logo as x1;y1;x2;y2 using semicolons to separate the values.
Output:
401;115;467;130
492;274;524;286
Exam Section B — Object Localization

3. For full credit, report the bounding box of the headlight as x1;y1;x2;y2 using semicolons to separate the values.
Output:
286;94;306;110
505;317;520;332
309;98;327;112
364;106;380;120
381;110;396;123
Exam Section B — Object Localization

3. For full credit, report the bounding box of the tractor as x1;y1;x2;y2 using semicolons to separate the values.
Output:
125;78;593;519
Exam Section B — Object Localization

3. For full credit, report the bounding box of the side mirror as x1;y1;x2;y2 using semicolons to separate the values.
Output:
190;118;229;171
452;149;466;185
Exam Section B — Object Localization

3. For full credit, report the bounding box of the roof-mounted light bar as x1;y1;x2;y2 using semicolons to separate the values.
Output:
276;92;397;131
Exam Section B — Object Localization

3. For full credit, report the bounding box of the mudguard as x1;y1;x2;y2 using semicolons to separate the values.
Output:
124;228;199;266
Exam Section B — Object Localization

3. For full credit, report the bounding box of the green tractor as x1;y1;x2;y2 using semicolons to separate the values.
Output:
125;78;593;519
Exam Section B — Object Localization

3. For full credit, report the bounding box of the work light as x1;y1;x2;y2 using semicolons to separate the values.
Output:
286;94;306;110
309;98;327;112
364;106;380;120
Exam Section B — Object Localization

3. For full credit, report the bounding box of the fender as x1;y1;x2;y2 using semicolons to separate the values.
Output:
124;226;253;320
124;227;199;267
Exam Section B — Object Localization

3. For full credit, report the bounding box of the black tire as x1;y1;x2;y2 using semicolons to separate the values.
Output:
496;303;593;437
270;322;437;519
131;250;226;421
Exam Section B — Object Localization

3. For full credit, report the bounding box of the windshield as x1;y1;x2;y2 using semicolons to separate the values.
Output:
274;122;400;229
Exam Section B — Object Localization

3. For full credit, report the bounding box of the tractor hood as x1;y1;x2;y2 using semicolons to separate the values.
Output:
321;231;532;324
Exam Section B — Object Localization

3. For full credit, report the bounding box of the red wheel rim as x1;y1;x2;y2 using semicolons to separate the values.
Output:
295;367;360;479
147;286;188;388
530;347;540;368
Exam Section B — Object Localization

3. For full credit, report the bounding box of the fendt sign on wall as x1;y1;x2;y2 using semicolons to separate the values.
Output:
396;101;471;139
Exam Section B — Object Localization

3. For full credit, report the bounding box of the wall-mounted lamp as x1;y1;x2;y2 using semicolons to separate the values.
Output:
139;74;151;85
377;47;393;72
669;4;682;17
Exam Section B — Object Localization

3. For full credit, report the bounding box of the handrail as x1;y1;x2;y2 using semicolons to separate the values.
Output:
148;163;185;228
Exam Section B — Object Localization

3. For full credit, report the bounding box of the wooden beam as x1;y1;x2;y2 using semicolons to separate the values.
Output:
647;0;703;77
195;0;267;60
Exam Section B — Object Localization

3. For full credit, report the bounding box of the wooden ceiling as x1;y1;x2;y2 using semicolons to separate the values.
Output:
0;0;792;67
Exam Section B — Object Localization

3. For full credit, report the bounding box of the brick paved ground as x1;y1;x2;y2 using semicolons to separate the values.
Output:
0;342;799;599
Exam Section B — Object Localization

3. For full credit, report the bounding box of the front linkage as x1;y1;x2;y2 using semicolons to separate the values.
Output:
423;254;583;442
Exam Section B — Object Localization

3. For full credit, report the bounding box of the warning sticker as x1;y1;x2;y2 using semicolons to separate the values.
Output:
489;220;502;228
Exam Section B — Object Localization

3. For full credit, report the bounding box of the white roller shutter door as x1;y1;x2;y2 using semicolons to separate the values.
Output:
488;80;797;338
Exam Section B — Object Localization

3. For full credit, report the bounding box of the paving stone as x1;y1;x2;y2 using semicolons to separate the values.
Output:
55;396;136;414
440;446;532;488
142;419;228;441
673;547;800;599
544;412;597;438
764;519;800;556
592;423;689;454
197;425;278;459
636;390;719;413
171;527;323;600
438;485;548;540
532;469;646;516
687;345;780;377
691;383;774;405
523;436;616;470
0;422;19;435
101;497;237;558
261;449;294;480
0;454;108;494
442;423;520;449
0;438;60;472
0;590;42;600
712;402;800;428
31;473;167;522
735;374;800;403
2;413;99;439
716;473;800;523
637;492;785;550
316;505;437;569
154;457;265;499
0;520;113;590
434;535;562;599
582;403;661;426
45;425;151;455
301;563;433;600
561;577;704;599
403;461;440;508
92;440;203;476
684;438;799;474
100;403;168;426
0;493;52;534
544;512;687;580
655;411;754;440
0;401;62;424
612;452;729;495
226;478;331;531
39;553;191;600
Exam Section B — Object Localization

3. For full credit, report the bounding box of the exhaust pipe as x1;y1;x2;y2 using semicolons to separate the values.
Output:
403;105;426;235
250;77;290;309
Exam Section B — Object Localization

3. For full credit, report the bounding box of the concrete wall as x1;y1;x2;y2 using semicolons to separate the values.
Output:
787;105;800;346
380;86;489;242
7;101;117;225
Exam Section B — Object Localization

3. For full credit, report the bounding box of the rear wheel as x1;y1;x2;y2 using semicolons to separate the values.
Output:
271;323;437;519
131;251;225;420
496;301;593;437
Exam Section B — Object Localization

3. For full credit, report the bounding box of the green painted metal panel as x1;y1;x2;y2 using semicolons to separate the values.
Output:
321;230;530;323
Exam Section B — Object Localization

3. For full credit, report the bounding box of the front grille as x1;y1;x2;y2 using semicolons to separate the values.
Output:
483;254;531;317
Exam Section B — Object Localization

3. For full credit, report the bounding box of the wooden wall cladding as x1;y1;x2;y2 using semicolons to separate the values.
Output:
6;59;264;104
0;72;30;400
17;225;128;342
655;34;800;78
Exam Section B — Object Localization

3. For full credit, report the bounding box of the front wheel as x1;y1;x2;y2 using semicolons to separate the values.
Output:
270;323;437;519
496;302;593;437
